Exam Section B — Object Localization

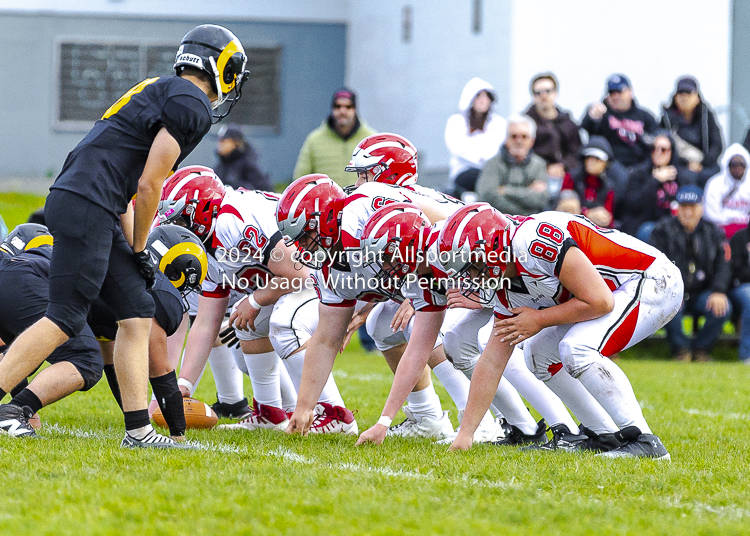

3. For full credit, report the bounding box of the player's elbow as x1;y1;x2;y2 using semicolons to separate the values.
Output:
592;291;615;317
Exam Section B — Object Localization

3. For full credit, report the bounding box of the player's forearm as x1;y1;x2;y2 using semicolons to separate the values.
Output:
132;183;161;252
459;343;512;438
253;277;296;307
296;340;339;412
180;318;222;385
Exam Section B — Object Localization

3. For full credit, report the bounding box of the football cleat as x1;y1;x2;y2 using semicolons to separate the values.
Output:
438;410;506;444
578;424;623;453
523;424;589;452
0;404;37;438
216;398;289;431
490;418;548;447
309;403;358;435
211;397;252;419
387;408;453;440
597;426;671;460
120;428;198;450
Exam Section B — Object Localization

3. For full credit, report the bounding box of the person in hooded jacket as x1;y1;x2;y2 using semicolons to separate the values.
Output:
661;77;723;188
618;131;698;242
444;77;507;197
214;125;272;192
560;135;618;228
703;143;750;238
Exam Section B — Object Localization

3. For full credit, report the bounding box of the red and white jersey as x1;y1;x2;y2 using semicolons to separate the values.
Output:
202;188;282;298
402;221;451;312
492;211;661;318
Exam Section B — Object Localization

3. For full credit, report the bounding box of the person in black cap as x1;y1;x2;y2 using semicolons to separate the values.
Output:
293;87;376;187
581;74;658;169
661;76;723;188
214;125;272;191
651;185;731;362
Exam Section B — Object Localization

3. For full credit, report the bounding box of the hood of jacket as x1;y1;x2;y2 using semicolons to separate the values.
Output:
458;77;497;113
718;143;750;187
579;135;615;163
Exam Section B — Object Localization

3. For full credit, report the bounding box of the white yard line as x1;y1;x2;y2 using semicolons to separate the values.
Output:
682;408;750;421
333;370;392;382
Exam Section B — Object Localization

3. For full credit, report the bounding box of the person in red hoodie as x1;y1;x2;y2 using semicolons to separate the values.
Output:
560;136;618;228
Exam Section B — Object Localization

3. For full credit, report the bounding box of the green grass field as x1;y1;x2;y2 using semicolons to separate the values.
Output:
0;192;46;232
2;337;749;536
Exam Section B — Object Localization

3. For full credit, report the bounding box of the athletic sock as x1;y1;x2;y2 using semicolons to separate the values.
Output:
577;359;652;434
544;369;618;434
244;350;282;408
284;349;343;407
278;358;298;412
124;409;151;436
208;345;245;404
406;384;442;421
432;360;470;411
10;388;43;415
150;371;186;437
503;351;579;433
103;364;123;410
10;378;29;398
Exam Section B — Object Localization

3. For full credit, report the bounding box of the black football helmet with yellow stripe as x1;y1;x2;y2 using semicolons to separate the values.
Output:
174;24;250;123
147;225;208;295
0;223;53;257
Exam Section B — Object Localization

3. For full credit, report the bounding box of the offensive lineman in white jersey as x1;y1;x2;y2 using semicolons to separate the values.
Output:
158;166;355;433
438;204;682;458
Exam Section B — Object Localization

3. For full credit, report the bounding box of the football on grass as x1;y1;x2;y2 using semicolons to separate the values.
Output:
152;397;218;430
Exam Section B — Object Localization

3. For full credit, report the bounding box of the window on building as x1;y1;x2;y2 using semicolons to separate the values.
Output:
56;40;281;131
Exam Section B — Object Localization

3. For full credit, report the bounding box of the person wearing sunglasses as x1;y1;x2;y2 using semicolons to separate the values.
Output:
661;76;723;188
476;114;549;215
581;74;658;171
524;73;582;181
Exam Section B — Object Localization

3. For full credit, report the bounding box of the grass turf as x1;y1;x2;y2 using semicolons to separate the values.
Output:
0;192;46;231
1;338;749;535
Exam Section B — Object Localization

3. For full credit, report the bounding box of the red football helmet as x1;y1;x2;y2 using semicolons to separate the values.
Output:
345;133;418;186
276;174;346;269
158;166;226;243
437;203;513;302
360;202;431;298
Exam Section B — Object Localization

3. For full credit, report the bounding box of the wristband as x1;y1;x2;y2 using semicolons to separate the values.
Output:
247;293;262;310
177;378;194;395
377;415;392;427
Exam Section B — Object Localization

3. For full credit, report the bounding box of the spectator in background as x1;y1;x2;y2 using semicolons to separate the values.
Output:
581;74;657;200
618;131;697;242
444;77;507;198
214;125;272;191
728;225;750;364
524;72;582;179
651;186;731;362
476;115;548;215
561;136;617;228
703;144;750;238
555;189;581;215
293;87;376;187
661;76;723;188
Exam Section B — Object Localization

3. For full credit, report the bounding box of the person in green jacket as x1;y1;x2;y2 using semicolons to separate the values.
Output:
293;88;377;187
476;114;550;215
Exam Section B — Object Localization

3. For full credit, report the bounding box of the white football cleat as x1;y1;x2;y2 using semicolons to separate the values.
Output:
309;403;358;435
217;398;288;431
438;410;505;444
387;408;453;439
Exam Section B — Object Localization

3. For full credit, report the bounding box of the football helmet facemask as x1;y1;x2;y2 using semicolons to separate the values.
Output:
174;24;250;122
276;174;346;269
345;133;418;186
158;166;226;244
0;223;53;256
147;225;208;300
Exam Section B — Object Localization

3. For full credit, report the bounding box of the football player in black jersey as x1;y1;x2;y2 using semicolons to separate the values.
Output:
0;25;249;449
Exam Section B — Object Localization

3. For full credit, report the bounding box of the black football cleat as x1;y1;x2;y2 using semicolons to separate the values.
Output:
211;397;252;419
523;424;589;451
596;426;670;460
578;424;623;453
0;404;37;438
491;418;547;447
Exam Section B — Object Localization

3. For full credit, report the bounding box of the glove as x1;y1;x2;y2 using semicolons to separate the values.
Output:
134;249;157;289
219;324;240;349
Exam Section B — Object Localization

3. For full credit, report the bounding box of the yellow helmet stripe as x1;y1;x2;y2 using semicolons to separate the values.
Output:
25;235;53;250
159;242;208;289
216;39;244;94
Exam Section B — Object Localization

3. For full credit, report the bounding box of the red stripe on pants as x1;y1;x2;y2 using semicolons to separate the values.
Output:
601;303;640;357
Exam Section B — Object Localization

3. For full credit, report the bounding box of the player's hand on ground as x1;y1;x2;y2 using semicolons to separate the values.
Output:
390;299;414;332
230;296;260;332
355;424;387;446
219;324;240;349
494;307;543;345
447;288;482;309
133;249;157;289
448;431;473;451
286;408;315;436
